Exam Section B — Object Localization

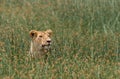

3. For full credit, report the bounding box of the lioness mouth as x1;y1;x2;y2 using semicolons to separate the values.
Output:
42;44;50;48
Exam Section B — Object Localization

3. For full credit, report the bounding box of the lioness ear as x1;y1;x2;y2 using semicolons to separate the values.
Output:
45;29;52;36
29;30;37;38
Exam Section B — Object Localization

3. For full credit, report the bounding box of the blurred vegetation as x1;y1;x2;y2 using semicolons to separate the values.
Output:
0;0;120;79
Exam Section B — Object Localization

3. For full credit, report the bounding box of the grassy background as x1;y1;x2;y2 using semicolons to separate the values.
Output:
0;0;120;79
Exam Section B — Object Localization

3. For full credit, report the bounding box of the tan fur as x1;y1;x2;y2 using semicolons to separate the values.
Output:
29;29;52;57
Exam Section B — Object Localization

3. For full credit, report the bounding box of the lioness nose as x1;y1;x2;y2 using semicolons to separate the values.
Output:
47;40;51;43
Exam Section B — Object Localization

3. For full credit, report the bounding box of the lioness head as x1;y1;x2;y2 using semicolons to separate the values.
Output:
29;29;52;49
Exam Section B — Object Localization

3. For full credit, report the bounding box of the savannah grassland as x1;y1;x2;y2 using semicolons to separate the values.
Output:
0;0;120;79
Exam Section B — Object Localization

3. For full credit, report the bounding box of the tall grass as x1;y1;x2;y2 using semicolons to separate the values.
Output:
0;0;120;79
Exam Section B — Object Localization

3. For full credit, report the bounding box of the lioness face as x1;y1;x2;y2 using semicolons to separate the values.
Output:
29;29;52;49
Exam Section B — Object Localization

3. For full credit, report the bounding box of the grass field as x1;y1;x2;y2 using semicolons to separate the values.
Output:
0;0;120;79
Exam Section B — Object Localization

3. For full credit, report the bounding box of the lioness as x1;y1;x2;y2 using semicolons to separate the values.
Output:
29;29;52;57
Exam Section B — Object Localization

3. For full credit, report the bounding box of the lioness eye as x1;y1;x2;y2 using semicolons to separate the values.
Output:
39;35;42;37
